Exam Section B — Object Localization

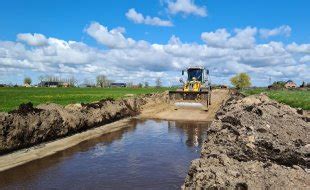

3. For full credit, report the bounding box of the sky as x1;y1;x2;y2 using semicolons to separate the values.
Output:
0;0;309;86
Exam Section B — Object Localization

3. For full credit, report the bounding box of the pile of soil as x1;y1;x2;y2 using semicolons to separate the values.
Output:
0;93;168;154
183;93;310;189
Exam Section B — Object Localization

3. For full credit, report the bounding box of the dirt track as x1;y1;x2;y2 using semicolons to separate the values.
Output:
140;89;230;121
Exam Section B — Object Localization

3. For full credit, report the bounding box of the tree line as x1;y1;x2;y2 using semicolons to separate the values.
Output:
23;74;163;88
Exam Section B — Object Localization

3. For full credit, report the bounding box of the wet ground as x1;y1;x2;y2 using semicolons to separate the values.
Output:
0;119;211;190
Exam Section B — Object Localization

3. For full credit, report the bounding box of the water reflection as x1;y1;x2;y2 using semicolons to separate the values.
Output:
168;120;210;147
0;119;211;190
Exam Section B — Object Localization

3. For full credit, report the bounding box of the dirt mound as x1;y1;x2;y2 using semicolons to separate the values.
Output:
81;97;115;109
183;94;310;189
8;102;42;116
0;93;168;154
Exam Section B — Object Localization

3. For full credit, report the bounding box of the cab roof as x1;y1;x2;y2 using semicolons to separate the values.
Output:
187;66;205;70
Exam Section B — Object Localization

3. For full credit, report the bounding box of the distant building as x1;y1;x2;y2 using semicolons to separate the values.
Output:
38;81;62;87
62;82;70;88
24;83;31;87
284;80;297;88
79;84;96;88
110;83;126;87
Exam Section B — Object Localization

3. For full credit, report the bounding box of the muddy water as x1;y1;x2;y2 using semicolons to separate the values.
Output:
0;119;210;190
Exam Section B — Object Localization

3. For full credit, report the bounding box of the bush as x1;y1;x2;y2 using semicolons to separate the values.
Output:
24;77;32;85
230;73;251;89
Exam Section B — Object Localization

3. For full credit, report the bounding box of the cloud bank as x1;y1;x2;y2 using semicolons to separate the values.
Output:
0;22;309;86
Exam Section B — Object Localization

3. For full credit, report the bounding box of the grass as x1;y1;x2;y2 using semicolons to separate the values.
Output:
241;88;310;110
0;87;172;112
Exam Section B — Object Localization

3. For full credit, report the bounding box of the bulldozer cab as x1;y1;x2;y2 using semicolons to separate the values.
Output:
184;68;203;82
182;67;209;84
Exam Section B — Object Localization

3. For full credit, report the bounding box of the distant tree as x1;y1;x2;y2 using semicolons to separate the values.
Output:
230;73;251;89
144;81;149;88
67;76;78;87
127;82;133;88
300;81;306;88
38;75;45;83
138;83;143;88
270;81;286;89
96;75;110;87
24;77;32;85
155;78;162;88
45;75;62;82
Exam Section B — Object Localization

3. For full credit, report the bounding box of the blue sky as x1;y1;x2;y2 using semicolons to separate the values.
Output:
0;0;309;86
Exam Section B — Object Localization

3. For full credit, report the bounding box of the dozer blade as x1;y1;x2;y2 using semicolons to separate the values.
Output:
169;91;210;110
174;102;204;108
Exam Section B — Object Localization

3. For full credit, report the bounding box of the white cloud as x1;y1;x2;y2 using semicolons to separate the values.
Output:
17;33;48;46
126;8;173;27
168;35;182;45
167;0;207;17
201;27;257;49
1;22;310;86
286;42;310;53
86;22;137;49
201;29;231;47
259;25;291;38
300;55;310;63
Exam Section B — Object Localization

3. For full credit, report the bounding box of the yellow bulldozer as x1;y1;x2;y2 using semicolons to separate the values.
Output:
169;66;211;109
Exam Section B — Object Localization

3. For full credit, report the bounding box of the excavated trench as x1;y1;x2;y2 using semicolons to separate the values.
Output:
0;90;228;189
0;89;308;189
0;119;211;189
0;90;228;157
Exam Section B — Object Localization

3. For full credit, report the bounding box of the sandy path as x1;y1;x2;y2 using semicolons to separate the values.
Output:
139;89;230;121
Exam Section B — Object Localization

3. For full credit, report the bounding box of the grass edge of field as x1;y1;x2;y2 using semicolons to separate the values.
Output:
0;87;173;113
240;88;310;110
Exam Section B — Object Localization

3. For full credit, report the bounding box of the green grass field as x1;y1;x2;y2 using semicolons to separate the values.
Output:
241;88;310;110
0;87;171;112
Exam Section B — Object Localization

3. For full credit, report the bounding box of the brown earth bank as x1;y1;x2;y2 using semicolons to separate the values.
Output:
0;93;168;155
183;93;310;189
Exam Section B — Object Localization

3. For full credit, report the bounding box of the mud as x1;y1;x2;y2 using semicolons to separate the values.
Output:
0;93;167;154
183;93;310;189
